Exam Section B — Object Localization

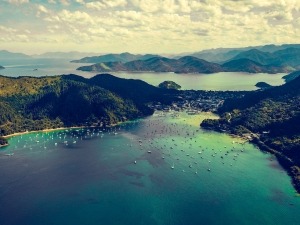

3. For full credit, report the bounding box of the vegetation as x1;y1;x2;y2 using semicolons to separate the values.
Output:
255;82;272;89
77;56;225;73
0;74;177;139
201;74;300;192
0;136;7;146
71;52;159;63
158;81;181;90
283;71;300;82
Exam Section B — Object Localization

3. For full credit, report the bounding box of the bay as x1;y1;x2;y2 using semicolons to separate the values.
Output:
0;112;299;225
0;58;286;91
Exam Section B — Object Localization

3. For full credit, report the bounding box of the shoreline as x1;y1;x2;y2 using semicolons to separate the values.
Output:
202;125;300;194
2;126;84;139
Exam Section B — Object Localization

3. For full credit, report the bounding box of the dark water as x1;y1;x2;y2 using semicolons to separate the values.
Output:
0;112;299;225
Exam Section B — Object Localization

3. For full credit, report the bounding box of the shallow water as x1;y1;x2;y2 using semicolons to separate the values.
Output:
0;112;299;225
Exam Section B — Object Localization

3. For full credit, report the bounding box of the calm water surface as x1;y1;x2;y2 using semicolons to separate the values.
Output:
0;112;299;225
0;58;286;90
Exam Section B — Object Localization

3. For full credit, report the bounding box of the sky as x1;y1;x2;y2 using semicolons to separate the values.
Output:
0;0;300;54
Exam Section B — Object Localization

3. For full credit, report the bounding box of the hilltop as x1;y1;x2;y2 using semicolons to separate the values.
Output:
222;58;288;73
71;52;159;63
77;56;223;74
228;47;300;69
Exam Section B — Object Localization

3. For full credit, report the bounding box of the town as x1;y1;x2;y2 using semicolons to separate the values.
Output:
149;90;247;113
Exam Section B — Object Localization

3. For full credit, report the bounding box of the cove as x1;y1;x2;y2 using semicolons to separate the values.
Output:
0;111;299;225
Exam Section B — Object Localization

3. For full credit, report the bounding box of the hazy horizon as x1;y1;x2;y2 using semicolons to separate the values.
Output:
1;42;300;57
1;0;300;55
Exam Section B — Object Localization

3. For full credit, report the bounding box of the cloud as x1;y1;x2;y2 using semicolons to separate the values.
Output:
1;0;300;53
60;0;70;5
6;0;29;4
75;0;85;4
86;0;127;10
38;5;49;14
0;25;31;42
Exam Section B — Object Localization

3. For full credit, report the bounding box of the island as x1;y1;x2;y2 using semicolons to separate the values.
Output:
76;56;290;74
71;52;159;63
158;81;181;90
255;82;272;89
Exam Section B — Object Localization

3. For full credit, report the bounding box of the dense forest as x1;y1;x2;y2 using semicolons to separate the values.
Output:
0;74;178;144
201;75;300;192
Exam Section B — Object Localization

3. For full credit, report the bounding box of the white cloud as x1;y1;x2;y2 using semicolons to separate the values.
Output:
38;5;49;14
2;0;300;53
75;0;85;4
86;0;127;10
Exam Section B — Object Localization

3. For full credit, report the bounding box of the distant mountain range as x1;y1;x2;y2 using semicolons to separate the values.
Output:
32;51;97;59
0;50;98;60
185;44;300;63
77;56;290;74
0;50;32;60
222;58;288;73
1;43;300;74
71;52;160;63
230;47;300;69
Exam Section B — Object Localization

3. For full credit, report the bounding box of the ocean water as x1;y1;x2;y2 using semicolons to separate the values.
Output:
0;58;286;91
0;112;299;225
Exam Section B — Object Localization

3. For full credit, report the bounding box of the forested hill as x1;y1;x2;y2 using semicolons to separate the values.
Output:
0;74;177;141
201;75;300;192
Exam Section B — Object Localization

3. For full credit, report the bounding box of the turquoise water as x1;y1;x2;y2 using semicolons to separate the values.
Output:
0;112;299;225
0;59;285;90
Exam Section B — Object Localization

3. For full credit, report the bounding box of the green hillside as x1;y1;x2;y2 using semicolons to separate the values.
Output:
201;75;300;192
0;74;175;141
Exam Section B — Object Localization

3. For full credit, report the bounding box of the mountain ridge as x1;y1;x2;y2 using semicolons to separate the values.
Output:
71;52;160;63
77;56;289;74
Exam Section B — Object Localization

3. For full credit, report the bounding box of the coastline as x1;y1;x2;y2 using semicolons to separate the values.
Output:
2;126;84;139
200;114;300;194
251;137;300;194
203;125;300;194
0;143;9;148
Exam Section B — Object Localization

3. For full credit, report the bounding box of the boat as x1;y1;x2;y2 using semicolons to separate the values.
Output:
171;163;174;169
5;153;14;156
